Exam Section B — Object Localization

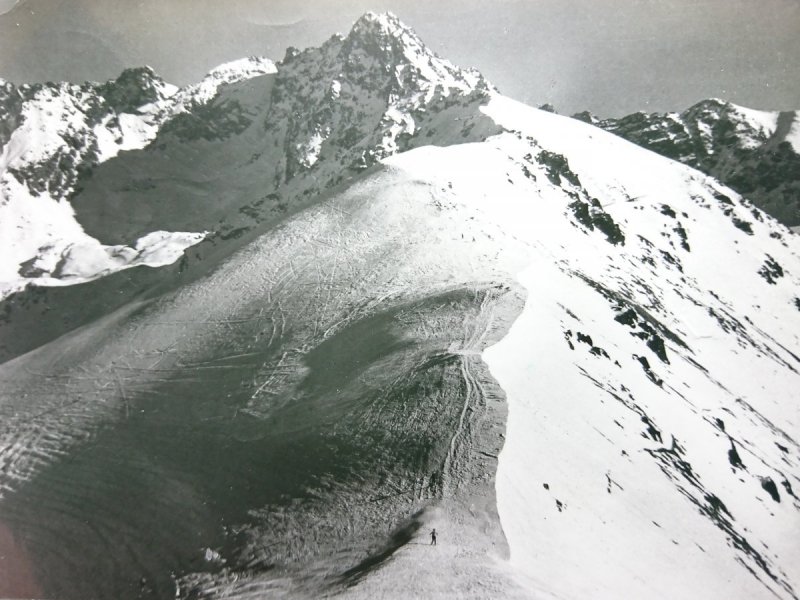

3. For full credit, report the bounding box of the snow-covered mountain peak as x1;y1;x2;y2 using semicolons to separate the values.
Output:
265;13;495;180
347;10;420;53
684;98;779;142
0;14;494;301
342;11;485;96
692;96;727;109
170;56;276;110
354;10;400;26
96;65;177;114
201;56;276;87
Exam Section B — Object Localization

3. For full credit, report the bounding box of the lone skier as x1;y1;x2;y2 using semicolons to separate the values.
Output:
430;528;437;545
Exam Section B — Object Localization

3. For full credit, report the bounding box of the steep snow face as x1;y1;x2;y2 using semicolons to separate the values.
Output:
476;96;800;600
787;113;800;154
729;102;781;146
1;67;183;200
0;58;276;299
577;99;800;227
1;81;108;197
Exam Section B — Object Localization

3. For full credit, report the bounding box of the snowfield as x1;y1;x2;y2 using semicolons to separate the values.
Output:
480;98;800;600
385;101;800;598
0;11;798;600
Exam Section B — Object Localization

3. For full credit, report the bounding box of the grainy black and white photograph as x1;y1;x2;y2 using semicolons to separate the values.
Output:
0;1;798;598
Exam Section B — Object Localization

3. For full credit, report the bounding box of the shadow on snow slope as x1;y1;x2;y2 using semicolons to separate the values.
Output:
0;164;528;599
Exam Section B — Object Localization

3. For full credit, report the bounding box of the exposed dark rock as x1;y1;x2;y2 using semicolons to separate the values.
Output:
728;440;744;469
660;204;677;218
641;415;663;443
159;98;255;142
758;255;785;284
635;354;663;386
568;198;625;245
538;150;581;187
760;477;781;503
96;66;170;114
673;224;691;251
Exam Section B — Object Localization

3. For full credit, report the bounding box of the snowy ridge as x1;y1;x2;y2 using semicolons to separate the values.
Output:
166;56;277;113
476;96;800;599
576;99;800;227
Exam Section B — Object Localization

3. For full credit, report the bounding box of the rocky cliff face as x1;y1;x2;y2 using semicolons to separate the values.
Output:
269;11;493;178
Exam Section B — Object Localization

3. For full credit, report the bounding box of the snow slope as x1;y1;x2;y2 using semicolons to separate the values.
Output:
478;96;800;600
788;113;800;154
576;99;800;227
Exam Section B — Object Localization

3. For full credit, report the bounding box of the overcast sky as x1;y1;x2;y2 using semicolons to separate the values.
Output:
0;0;797;116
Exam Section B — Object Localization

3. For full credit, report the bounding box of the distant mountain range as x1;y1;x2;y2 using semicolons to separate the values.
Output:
574;100;800;226
0;57;277;299
0;12;798;600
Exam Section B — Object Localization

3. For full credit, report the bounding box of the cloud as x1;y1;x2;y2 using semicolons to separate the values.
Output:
244;16;305;28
